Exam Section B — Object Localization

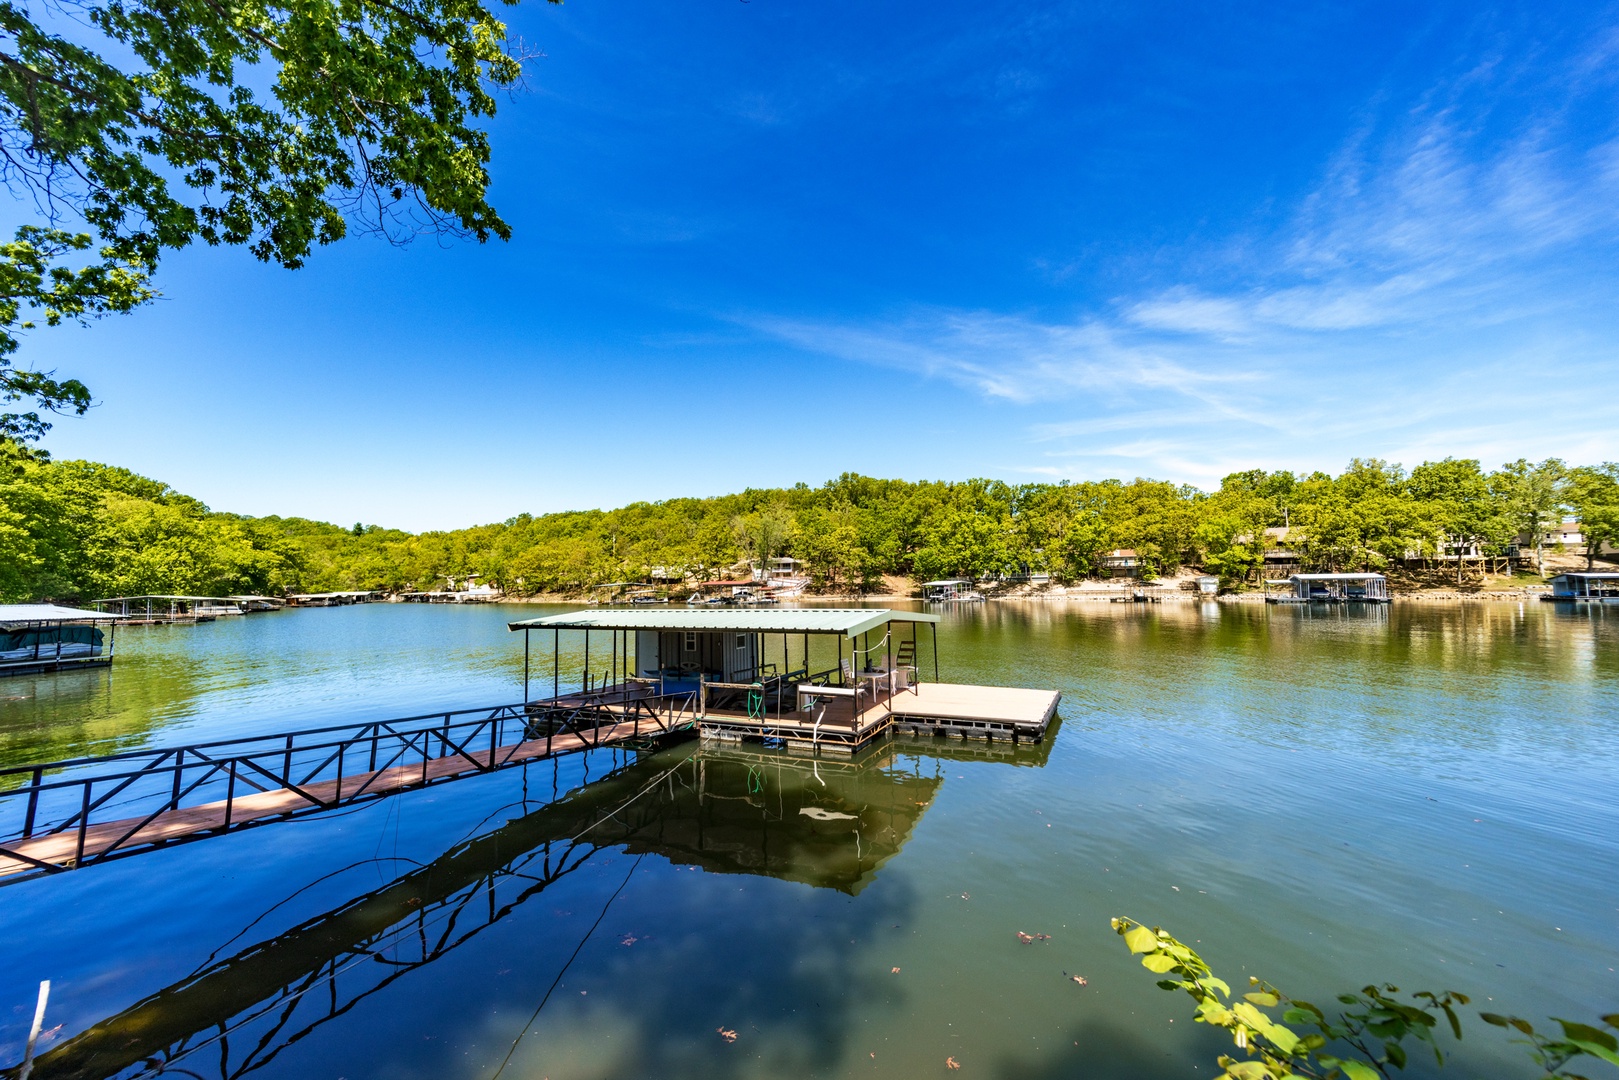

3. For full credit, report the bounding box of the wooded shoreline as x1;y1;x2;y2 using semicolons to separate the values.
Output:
3;439;1613;605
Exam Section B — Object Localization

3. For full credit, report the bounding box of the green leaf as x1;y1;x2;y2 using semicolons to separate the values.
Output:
1384;1040;1406;1069
1124;926;1160;954
1601;1015;1619;1028
1224;1061;1272;1080
1246;993;1281;1007
1554;1020;1619;1067
1439;1003;1462;1041
1157;980;1182;991
1142;954;1180;973
1480;1013;1510;1028
1338;1060;1381;1080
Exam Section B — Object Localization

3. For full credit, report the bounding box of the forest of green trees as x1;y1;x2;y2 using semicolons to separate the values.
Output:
2;436;1616;602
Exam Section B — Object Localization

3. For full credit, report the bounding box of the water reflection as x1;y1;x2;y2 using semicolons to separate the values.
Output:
16;738;1038;1080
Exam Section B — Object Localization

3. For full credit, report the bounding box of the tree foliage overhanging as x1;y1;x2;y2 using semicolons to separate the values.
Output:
0;0;546;437
3;440;1616;602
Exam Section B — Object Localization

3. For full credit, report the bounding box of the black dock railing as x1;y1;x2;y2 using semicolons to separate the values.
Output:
0;699;675;881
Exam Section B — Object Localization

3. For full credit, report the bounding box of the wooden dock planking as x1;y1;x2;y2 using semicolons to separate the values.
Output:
889;682;1061;729
0;723;645;877
689;681;1061;751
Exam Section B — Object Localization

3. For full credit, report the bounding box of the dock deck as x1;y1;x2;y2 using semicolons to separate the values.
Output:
531;678;1060;754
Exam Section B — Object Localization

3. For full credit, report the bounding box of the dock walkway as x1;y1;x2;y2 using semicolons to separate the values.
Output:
0;705;673;881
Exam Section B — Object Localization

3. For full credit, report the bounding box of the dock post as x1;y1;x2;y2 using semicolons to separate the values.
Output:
223;759;237;828
19;979;49;1080
22;766;40;837
523;629;530;705
932;624;939;682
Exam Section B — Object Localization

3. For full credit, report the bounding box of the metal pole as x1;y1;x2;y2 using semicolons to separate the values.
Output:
932;623;939;682
583;629;589;694
554;629;559;701
23;766;41;838
19;980;49;1080
523;628;530;704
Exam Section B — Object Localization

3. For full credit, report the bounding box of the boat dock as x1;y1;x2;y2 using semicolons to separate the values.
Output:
510;608;1062;753
0;703;681;880
0;604;122;677
1543;571;1619;603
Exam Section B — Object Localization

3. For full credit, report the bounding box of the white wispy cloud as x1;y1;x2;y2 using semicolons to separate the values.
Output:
740;42;1619;484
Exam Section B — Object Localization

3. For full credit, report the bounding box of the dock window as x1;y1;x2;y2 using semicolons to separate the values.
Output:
736;634;748;650
684;632;696;652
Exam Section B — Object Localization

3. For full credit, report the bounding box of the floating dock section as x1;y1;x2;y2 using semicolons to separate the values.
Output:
509;607;1061;754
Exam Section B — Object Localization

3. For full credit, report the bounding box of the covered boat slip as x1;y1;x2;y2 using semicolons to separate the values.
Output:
1544;572;1619;602
509;608;1062;753
1263;573;1391;603
92;594;284;622
0;605;121;676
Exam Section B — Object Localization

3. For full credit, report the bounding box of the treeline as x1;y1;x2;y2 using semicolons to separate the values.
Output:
2;437;1616;602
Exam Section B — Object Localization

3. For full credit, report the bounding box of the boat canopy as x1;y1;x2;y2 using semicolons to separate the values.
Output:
510;607;938;639
0;604;123;624
1288;573;1387;581
921;579;974;587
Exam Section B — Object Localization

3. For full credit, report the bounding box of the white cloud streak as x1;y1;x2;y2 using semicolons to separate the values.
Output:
740;46;1619;485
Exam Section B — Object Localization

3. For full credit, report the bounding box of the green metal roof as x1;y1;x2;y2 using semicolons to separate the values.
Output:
508;607;938;638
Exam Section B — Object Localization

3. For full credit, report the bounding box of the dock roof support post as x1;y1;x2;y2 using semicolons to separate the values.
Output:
932;623;939;682
583;629;590;694
523;628;530;704
553;629;559;701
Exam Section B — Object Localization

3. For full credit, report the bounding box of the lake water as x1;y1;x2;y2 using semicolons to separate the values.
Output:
0;600;1615;1080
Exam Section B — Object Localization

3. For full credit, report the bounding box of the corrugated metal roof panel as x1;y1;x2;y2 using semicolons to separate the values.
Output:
508;607;938;638
0;604;123;622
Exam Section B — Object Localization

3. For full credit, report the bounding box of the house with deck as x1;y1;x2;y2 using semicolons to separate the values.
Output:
508;608;1060;753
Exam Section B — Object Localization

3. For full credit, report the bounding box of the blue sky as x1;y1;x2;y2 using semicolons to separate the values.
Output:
21;0;1619;530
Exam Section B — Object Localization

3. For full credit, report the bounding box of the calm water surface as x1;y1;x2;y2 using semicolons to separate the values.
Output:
0;601;1615;1080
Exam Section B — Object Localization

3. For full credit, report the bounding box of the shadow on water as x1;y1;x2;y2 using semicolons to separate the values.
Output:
5;734;1062;1080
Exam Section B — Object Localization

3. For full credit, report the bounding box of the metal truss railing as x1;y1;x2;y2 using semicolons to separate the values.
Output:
0;701;638;881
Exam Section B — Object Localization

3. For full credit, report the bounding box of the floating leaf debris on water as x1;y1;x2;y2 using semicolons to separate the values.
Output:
717;1027;738;1043
892;967;901;973
946;1056;961;1069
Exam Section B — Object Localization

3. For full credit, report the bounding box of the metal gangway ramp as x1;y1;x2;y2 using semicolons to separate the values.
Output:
0;698;686;882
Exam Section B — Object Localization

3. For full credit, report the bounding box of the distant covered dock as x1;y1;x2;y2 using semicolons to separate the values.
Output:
1264;573;1390;604
508;607;1061;753
1544;572;1619;603
0;604;123;676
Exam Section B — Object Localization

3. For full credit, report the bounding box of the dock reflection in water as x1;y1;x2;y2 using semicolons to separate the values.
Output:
19;735;1051;1080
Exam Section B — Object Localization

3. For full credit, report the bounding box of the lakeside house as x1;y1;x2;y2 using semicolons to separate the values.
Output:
1098;549;1141;577
0;604;123;676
